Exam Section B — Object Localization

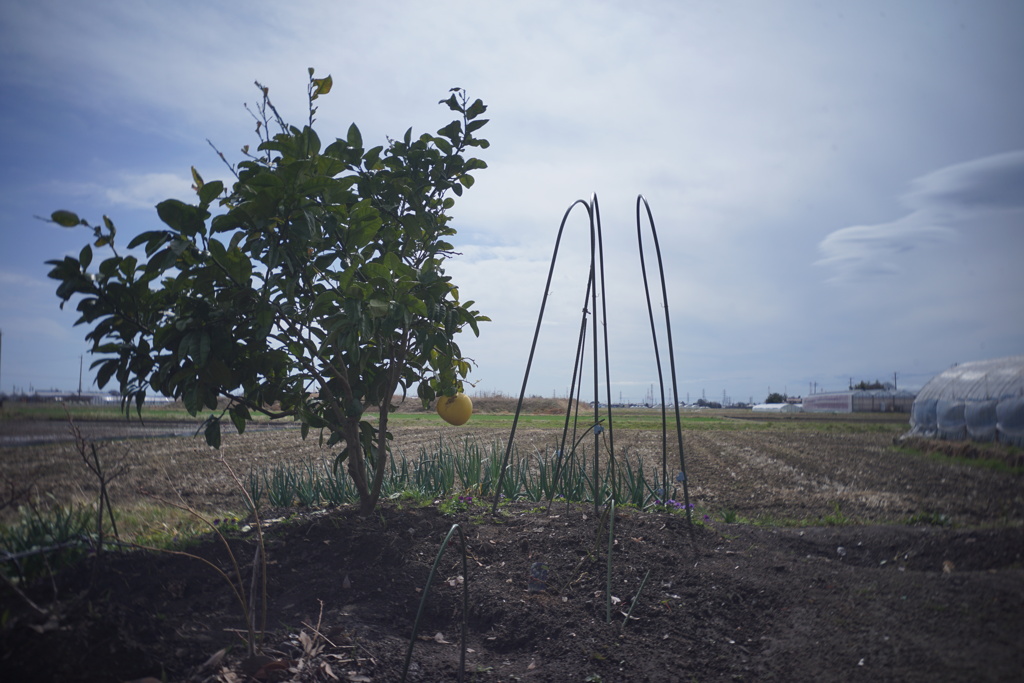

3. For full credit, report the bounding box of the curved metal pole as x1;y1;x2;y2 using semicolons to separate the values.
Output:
547;274;594;513
635;201;670;497
401;523;469;682
592;194;617;508
636;195;693;534
490;199;594;514
590;199;601;512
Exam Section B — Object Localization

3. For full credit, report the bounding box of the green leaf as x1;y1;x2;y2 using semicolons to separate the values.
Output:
95;359;118;389
466;98;487;119
312;290;340;317
198;179;224;206
312;74;333;98
437;120;461;142
156;199;207;237
204;416;222;449
363;145;384;168
79;244;93;269
440;93;459;111
51;210;81;227
229;404;250;434
181;383;199;416
332;444;348;470
433;137;452;155
347;123;362;148
222;246;253;283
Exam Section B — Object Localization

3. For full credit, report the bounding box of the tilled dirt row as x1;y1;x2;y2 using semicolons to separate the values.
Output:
684;429;1023;525
2;421;1020;528
2;419;1023;682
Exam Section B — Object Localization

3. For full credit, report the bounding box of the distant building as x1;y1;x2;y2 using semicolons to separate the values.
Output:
13;390;175;406
752;402;803;413
802;390;916;413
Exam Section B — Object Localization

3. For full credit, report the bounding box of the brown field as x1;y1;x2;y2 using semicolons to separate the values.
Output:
1;407;1022;682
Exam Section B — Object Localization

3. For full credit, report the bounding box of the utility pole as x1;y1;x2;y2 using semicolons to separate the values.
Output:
78;355;83;395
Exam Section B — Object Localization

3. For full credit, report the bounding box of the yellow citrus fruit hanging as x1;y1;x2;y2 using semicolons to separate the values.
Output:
436;393;473;425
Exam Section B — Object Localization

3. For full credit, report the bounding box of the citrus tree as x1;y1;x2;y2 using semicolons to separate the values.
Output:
46;71;490;514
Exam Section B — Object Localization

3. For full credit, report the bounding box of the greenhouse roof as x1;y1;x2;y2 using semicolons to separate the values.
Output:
915;355;1024;402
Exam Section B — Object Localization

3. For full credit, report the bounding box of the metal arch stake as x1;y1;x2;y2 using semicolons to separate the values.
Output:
401;523;470;682
636;195;694;538
490;199;597;514
491;192;693;539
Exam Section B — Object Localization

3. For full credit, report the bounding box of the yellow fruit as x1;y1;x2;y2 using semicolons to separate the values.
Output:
436;393;473;425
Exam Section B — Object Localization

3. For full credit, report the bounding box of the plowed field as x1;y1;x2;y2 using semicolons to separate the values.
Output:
1;412;1021;682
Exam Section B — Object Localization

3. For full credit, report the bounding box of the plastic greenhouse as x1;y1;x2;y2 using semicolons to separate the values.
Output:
907;355;1024;447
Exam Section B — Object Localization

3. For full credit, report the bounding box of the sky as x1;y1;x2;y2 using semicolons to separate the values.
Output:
1;0;1022;406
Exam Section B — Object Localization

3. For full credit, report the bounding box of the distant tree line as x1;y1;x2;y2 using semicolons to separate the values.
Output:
849;380;895;391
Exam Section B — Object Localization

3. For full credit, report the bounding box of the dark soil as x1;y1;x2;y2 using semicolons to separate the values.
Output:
1;414;1022;682
2;502;1023;682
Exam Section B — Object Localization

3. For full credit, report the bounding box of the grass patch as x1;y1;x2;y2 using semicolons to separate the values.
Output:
891;444;1024;475
4;400;911;436
384;409;907;434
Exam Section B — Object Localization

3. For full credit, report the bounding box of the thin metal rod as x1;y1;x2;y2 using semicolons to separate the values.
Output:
636;195;693;536
401;523;469;681
590;200;600;513
592;194;617;506
490;200;593;514
547;274;593;513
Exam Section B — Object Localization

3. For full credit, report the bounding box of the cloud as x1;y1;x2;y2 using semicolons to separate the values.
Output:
38;171;194;213
816;150;1024;283
815;217;957;281
0;270;51;291
103;172;194;209
903;150;1024;213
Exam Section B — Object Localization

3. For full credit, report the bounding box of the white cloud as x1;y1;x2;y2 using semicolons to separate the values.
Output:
816;215;957;282
104;172;194;210
903;150;1024;213
815;150;1024;284
0;270;51;291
